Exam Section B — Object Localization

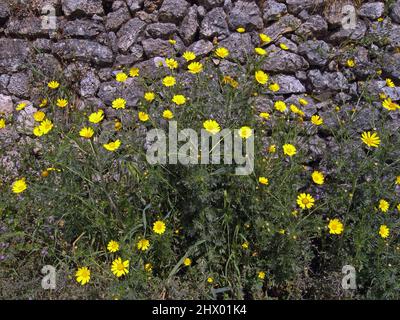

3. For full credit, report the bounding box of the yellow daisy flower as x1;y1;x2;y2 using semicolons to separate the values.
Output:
153;220;166;235
75;267;90;285
103;140;121;152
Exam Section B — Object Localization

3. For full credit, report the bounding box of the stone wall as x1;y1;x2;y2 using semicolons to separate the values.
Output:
0;0;400;143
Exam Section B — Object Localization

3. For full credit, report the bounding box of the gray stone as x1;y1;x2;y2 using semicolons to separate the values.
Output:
15;103;37;135
381;53;400;79
146;23;177;39
53;39;113;66
117;18;147;52
5;17;50;38
159;0;190;23
198;0;224;10
323;0;353;27
200;7;229;39
0;94;13;115
391;1;400;23
142;38;175;58
7;73;31;99
62;0;104;17
179;6;199;45
219;33;253;63
271;75;306;94
80;71;100;98
0;74;9;92
62;19;105;38
286;0;325;14
0;2;10;26
97;78;144;107
105;6;131;31
263;0;287;23
0;39;31;73
127;0;144;13
262;15;302;41
32;54;62;77
329;21;367;43
358;2;385;20
295;15;328;38
32;39;53;52
298;40;332;67
308;70;349;92
262;50;309;73
188;40;214;57
129;45;145;61
228;0;263;31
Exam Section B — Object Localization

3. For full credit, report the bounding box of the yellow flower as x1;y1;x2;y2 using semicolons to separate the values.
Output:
297;193;315;210
129;67;139;77
312;171;324;185
183;258;192;266
165;58;178;70
361;131;380;148
386;78;395;88
33;126;44;137
138;111;150;122
397;203;400;212
203;120;221;135
183;51;196;61
258;271;266;280
258;177;269;185
79;127;94;139
144;92;155;102
112;98;126;110
207;277;214;283
268;144;276;153
255;47;267;55
255;70;268;84
115;72;128;82
269;83;280;92
137;239;150;251
144;263;153;272
275;100;287;112
379;92;387;100
16;102;27;111
259;33;271;44
172;94;186;105
328;219;344;235
111;257;129;277
280;43;289;50
56;99;68;108
283;143;296;157
169;39;176;45
379;225;389;238
0;118;6;129
163;109;174;120
215;47;229;59
242;242;249;249
103;140;121;152
236;27;245;33
12;178;27;194
222;75;239;88
75;267;90;285
33;111;46;122
39;99;48;107
89;109;104;123
395;176;400;185
311;115;323;126
47;81;60;89
188;62;203;74
346;59;355;67
259;112;270;120
162;76;176;87
379;199;389;213
107;240;119;253
238;126;252;139
153;220;166;235
382;98;399;111
39;119;53;134
299;98;309;106
114;120;122;131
